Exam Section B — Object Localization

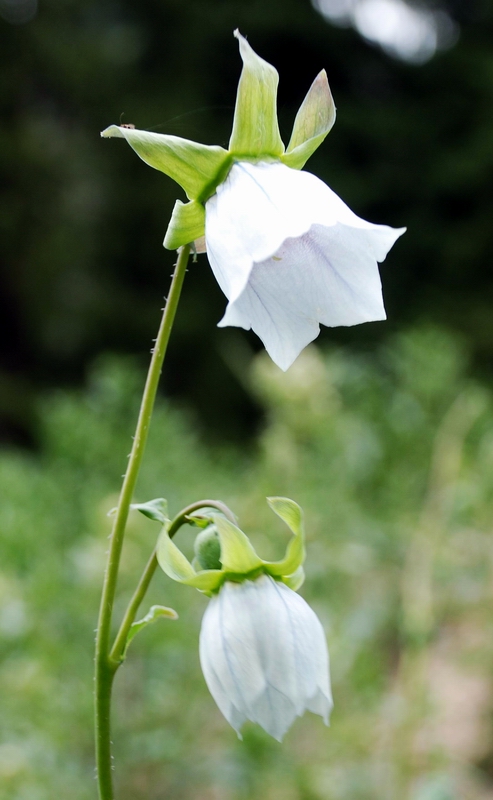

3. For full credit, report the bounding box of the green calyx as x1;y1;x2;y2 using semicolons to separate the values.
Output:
228;29;284;159
282;69;336;170
101;31;336;249
156;497;306;596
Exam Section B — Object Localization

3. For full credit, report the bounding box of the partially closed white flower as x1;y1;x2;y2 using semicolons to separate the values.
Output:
206;160;405;370
156;497;331;740
199;573;332;741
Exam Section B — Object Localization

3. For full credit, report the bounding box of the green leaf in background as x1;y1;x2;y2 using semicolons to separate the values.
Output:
130;498;169;524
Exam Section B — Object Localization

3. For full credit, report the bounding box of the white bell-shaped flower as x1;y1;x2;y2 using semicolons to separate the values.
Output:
206;160;406;371
199;573;332;741
103;33;406;371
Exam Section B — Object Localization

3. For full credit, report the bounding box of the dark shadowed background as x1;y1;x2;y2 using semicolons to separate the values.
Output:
1;0;492;445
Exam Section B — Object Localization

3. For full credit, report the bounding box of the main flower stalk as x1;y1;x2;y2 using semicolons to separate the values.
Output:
94;244;191;800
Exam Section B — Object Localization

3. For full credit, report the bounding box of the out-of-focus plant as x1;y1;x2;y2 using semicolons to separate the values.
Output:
1;328;493;799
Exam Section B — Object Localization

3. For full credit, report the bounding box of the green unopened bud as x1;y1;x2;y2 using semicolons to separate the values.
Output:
194;525;222;570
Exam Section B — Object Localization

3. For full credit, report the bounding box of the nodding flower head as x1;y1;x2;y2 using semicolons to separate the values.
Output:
102;30;405;370
156;497;332;740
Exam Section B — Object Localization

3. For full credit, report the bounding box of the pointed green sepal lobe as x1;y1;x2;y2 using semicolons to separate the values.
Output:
262;497;306;577
163;199;205;250
229;30;284;159
101;125;230;201
281;70;336;170
281;566;305;591
156;497;307;596
157;525;197;583
124;604;178;658
213;515;263;574
130;497;169;524
156;524;224;593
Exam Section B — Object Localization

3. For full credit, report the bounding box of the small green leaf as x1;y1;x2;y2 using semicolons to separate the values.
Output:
101;125;230;201
213;515;263;574
229;30;284;158
130;498;169;524
163;199;206;250
281;70;336;170
263;497;306;577
124;604;178;657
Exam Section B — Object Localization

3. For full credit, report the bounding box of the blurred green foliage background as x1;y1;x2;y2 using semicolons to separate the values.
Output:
2;1;493;798
2;330;493;798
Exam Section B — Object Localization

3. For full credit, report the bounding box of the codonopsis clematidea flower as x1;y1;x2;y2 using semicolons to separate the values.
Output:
156;497;332;740
200;573;331;741
101;30;405;370
206;160;403;369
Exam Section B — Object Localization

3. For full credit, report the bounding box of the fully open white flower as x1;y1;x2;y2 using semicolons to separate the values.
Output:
199;574;332;741
206;160;405;371
102;32;405;371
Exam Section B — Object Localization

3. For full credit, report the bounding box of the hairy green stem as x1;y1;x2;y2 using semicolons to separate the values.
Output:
110;499;237;664
94;244;191;800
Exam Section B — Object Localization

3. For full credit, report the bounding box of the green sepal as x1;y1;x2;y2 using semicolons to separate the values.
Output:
156;523;224;593
130;497;169;524
281;70;336;170
163;199;205;250
262;497;305;577
123;604;178;658
157;525;196;582
229;30;284;159
213;515;263;574
156;497;306;596
101;125;230;201
281;566;305;591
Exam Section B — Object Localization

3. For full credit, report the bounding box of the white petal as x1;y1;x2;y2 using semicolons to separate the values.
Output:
199;574;332;740
199;583;263;731
205;160;405;370
220;222;395;371
205;162;315;305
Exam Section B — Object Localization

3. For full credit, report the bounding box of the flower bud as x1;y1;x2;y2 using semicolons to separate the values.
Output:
194;525;222;570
